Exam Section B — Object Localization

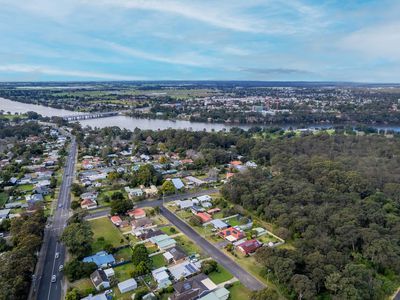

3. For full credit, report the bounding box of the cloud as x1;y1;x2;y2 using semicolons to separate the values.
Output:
0;64;143;80
340;22;400;61
102;41;212;67
240;67;314;75
87;0;264;33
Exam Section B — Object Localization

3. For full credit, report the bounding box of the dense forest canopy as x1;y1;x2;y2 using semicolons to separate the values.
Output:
222;134;400;299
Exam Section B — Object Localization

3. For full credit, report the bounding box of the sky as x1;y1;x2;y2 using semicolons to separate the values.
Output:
0;0;399;82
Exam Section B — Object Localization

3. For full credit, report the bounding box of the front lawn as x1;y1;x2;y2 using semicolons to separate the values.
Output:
114;262;135;282
70;278;95;295
228;282;252;300
151;253;167;269
160;226;180;236
174;235;204;257
89;217;127;252
0;192;7;207
17;184;33;192
208;264;233;284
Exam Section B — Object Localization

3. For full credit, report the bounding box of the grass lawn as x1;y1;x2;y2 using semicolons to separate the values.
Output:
228;282;252;300
114;262;135;281
151;253;167;269
176;210;193;220
226;217;240;227
114;247;133;262
208;264;233;284
89;217;126;253
17;184;33;192
145;243;159;254
0;192;7;207
174;235;204;257
160;225;180;236
70;278;94;295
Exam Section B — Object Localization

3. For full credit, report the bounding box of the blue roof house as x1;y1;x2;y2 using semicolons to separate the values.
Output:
171;178;184;190
83;251;116;268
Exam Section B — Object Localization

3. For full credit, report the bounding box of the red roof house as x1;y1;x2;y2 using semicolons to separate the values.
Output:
219;227;245;242
110;216;123;226
80;198;97;209
196;212;212;223
236;239;262;255
229;160;242;166
207;208;221;215
128;208;146;219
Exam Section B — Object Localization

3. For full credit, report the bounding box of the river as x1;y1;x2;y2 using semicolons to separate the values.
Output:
1;97;400;132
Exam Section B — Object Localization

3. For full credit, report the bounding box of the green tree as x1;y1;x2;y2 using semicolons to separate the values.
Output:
61;222;93;258
159;180;176;195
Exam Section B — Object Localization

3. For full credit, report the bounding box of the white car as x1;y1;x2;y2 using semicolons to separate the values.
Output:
55;252;60;259
59;265;64;272
51;275;56;283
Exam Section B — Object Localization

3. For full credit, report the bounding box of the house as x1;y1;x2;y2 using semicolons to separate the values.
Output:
177;200;194;210
170;273;216;300
110;216;123;226
152;267;172;289
196;212;212;223
207;208;220;215
143;185;158;197
90;269;110;290
199;288;230;300
219;227;245;242
26;194;44;204
190;205;205;214
125;187;144;199
138;228;164;240
149;234;176;250
209;219;229;230
229;160;242;166
253;227;267;237
83;251;116;268
197;195;212;203
245;161;258;168
131;217;153;231
185;176;205;186
171;178;185;190
80;192;98;200
168;261;200;280
0;209;11;220
128;208;146;219
118;278;137;294
236;239;262;255
103;268;115;278
163;246;187;264
81;293;108;300
81;199;97;209
225;173;235;180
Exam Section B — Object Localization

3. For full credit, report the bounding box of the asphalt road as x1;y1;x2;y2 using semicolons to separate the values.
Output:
85;188;220;220
85;187;265;291
160;206;265;291
32;137;77;300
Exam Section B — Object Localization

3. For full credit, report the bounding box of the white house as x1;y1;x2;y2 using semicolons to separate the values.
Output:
118;278;137;294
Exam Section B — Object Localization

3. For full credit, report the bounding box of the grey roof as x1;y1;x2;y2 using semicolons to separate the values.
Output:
90;269;108;287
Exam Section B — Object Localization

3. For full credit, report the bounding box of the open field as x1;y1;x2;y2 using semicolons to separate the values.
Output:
89;217;127;252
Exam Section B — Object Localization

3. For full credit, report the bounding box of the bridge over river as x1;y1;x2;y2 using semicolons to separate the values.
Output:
62;111;120;121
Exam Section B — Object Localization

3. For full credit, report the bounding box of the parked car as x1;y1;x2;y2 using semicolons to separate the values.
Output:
55;252;59;259
59;265;64;272
51;275;56;283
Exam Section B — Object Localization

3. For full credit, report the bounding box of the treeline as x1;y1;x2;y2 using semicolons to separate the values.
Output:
0;209;46;300
221;134;400;299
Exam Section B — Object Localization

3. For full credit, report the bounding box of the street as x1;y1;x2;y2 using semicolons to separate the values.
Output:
85;188;265;292
160;206;265;291
31;136;77;300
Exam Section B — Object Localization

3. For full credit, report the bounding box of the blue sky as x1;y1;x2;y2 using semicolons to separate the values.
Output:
0;0;399;82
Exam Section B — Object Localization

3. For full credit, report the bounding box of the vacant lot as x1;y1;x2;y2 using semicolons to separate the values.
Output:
89;217;126;252
151;253;167;269
228;282;251;300
208;264;233;284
